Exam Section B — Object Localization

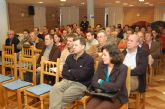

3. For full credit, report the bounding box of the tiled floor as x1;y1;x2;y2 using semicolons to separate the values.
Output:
1;60;165;109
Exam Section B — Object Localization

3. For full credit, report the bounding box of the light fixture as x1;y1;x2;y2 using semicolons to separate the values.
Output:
129;4;134;7
144;2;150;4
115;1;121;3
38;1;44;4
149;4;154;6
60;0;66;2
81;2;85;5
139;0;144;2
123;3;128;5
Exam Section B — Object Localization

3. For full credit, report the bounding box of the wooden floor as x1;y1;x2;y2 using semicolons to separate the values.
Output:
1;60;165;109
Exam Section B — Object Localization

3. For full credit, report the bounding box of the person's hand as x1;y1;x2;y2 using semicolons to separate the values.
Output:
36;67;41;72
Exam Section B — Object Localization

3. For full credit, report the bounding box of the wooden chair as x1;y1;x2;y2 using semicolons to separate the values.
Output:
2;44;14;55
2;55;37;109
0;52;17;109
22;46;35;58
24;57;60;109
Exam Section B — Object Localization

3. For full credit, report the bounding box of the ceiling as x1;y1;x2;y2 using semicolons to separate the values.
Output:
7;0;165;7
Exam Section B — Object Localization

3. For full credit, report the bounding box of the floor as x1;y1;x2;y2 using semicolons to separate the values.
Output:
1;59;165;109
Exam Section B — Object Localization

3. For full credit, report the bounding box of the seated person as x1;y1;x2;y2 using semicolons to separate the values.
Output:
85;31;98;50
5;30;20;53
87;30;108;62
86;44;128;109
36;34;61;84
49;37;94;109
123;34;147;92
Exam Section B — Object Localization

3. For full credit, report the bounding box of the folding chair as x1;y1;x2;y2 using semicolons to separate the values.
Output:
24;57;60;109
2;55;37;109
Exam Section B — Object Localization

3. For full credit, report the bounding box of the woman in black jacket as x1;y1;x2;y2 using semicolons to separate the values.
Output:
86;44;128;109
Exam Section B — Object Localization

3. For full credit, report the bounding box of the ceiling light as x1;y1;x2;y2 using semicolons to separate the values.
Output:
129;4;134;7
81;2;85;5
60;0;66;2
149;4;154;6
38;1;44;4
144;2;150;4
139;0;144;2
123;3;128;5
115;1;121;3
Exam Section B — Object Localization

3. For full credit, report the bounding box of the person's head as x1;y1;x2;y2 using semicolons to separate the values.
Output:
102;44;123;65
30;32;37;42
140;27;146;33
83;16;87;21
73;37;86;55
127;34;139;51
145;32;153;43
76;27;81;34
49;29;55;35
43;26;49;34
66;34;76;49
54;34;61;44
147;25;152;33
135;26;140;32
62;29;68;36
45;34;54;46
33;27;39;34
126;28;134;38
105;27;112;36
97;30;108;46
96;24;102;32
7;30;15;39
86;31;95;42
137;32;144;45
23;29;30;38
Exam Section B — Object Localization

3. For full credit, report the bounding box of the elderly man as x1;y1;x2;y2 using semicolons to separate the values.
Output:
123;34;147;92
49;37;94;109
5;30;20;53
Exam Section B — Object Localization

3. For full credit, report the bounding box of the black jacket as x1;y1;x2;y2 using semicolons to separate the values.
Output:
91;62;128;104
62;52;94;87
123;47;147;92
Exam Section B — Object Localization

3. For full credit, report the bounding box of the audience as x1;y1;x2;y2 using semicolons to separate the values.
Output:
86;31;98;50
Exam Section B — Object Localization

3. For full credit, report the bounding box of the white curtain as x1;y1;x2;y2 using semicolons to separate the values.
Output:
154;6;165;21
0;0;9;51
33;6;46;31
105;7;123;26
60;6;79;26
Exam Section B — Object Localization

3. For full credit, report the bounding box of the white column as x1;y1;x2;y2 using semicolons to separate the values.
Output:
33;6;46;31
87;0;94;28
0;0;9;51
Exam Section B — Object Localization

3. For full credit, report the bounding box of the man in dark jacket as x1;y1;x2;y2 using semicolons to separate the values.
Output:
49;37;94;109
5;30;20;53
123;34;147;92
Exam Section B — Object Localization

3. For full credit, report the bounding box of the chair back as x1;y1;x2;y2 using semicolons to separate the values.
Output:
21;46;34;58
40;57;60;84
126;66;131;96
2;51;17;79
2;44;14;55
19;55;37;85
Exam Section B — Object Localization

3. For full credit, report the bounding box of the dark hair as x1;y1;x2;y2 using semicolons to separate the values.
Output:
102;44;124;65
45;34;54;40
23;29;30;33
73;36;86;46
34;27;39;31
67;34;76;40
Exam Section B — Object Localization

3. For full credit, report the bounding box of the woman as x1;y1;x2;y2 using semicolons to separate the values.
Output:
54;34;65;51
86;44;128;109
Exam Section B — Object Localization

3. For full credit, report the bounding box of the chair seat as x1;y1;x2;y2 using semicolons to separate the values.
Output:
0;74;12;82
26;84;52;96
3;79;31;90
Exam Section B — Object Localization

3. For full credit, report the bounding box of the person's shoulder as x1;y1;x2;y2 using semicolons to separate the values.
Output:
84;52;94;61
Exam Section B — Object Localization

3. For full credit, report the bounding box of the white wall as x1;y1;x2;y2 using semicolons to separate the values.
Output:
0;0;9;51
60;6;79;26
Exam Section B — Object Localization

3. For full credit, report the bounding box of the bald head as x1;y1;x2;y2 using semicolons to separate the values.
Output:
127;34;139;52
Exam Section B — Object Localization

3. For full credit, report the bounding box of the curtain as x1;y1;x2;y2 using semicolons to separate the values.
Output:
33;6;46;31
0;0;9;51
105;7;124;26
60;6;79;26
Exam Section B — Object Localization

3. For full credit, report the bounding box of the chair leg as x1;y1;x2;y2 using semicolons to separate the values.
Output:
24;92;28;109
135;94;140;109
17;90;23;109
3;88;8;109
41;98;44;109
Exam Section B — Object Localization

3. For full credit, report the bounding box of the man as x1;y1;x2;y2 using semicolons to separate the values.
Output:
87;30;108;62
123;34;147;92
33;27;43;40
137;32;150;57
49;37;94;109
85;31;98;50
30;32;44;50
60;34;75;71
80;16;89;32
36;34;61;84
5;30;20;53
